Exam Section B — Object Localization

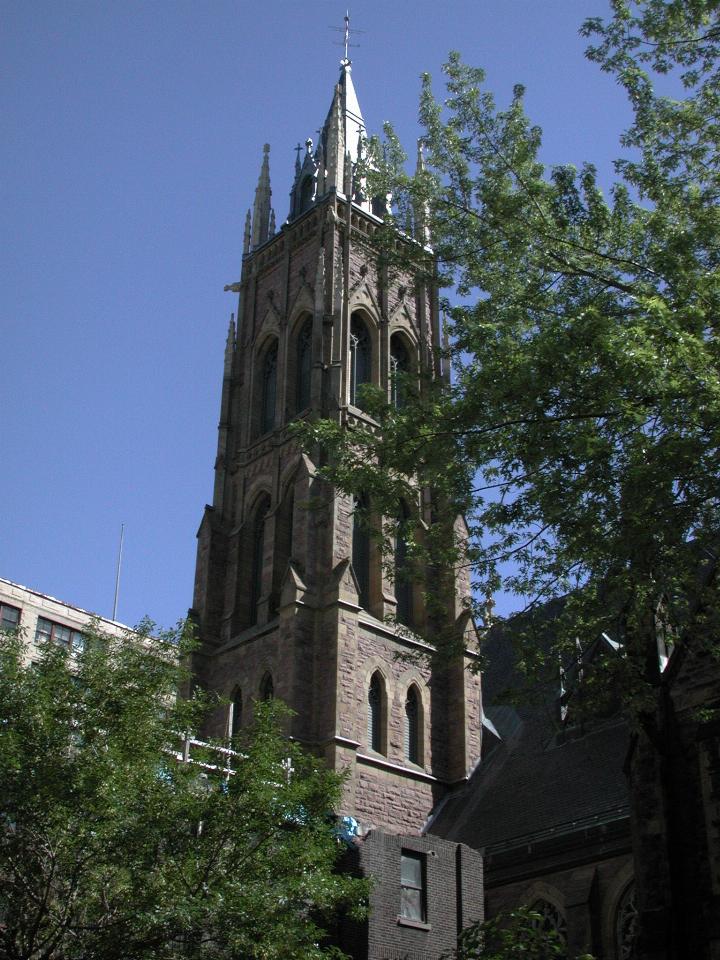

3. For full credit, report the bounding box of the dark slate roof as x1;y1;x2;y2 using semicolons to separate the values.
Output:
430;617;630;850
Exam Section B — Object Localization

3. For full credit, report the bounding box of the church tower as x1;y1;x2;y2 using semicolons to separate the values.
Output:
191;51;481;838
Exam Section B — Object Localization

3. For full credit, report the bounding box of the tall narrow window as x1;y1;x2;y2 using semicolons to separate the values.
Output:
261;341;278;434
250;496;270;625
395;501;412;626
400;850;426;922
404;686;421;764
231;688;243;738
615;884;638;960
260;673;274;701
390;335;410;409
349;314;371;407
368;672;384;753
352;493;370;610
272;486;294;614
296;318;313;412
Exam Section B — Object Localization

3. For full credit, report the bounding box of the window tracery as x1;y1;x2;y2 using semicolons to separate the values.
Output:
296;318;313;412
349;314;371;407
615;883;638;960
529;899;567;942
390;335;410;409
261;341;278;434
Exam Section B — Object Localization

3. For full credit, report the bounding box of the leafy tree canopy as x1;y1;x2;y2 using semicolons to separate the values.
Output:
299;0;720;715
0;624;366;960
442;906;594;960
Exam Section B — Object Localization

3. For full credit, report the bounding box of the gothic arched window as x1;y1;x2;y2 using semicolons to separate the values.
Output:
231;688;243;738
529;900;567;944
250;496;270;625
390;335;410;409
261;340;278;434
615;883;638;960
296;318;313;412
260;672;274;701
368;672;385;754
395;501;412;626
352;493;370;610
349;314;371;407
404;685;421;764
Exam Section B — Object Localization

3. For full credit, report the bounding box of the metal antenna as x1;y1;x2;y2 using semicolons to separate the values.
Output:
330;11;365;62
112;522;124;621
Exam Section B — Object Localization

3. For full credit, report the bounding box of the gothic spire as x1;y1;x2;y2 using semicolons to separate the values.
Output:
251;144;272;249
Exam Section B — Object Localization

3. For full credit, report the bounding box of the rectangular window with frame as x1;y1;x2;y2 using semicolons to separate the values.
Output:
400;850;426;923
35;616;85;653
0;603;21;632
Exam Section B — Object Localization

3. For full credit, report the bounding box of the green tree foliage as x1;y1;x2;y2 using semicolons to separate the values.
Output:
301;0;720;706
0;625;366;960
442;907;593;960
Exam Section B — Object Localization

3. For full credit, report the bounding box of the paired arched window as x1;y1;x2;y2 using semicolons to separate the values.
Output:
231;688;243;738
250;495;271;625
404;685;421;764
260;672;274;701
368;672;385;754
261;340;278;434
296;318;313;412
395;501;412;627
349;314;371;407
390;335;410;409
352;493;371;610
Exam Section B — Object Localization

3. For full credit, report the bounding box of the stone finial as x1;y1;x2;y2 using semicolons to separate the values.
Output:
243;209;251;255
269;208;276;236
315;139;326;196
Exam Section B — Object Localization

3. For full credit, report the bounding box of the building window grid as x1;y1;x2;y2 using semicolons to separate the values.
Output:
400;850;426;923
35;616;85;653
1;603;21;632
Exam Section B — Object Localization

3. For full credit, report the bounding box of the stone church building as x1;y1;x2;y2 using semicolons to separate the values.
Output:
189;51;720;960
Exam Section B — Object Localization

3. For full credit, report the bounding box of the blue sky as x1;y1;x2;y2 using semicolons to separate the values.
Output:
2;0;629;629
